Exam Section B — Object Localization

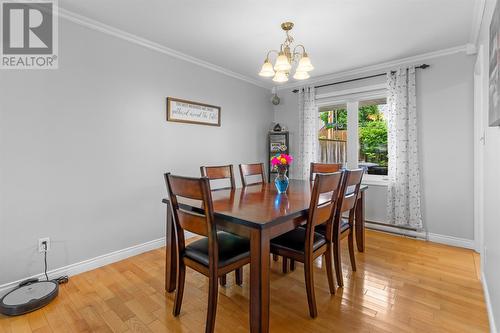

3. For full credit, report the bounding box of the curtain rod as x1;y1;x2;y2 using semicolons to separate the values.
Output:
291;64;429;93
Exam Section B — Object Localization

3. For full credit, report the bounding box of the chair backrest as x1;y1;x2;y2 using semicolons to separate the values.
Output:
337;168;364;213
164;173;219;262
304;172;343;251
332;168;364;235
200;164;236;190
239;163;266;187
310;162;342;181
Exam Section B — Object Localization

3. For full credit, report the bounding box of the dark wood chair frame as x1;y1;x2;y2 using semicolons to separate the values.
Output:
164;173;250;333
309;162;342;181
200;164;241;286
286;169;364;288
239;163;266;187
200;164;236;190
281;162;343;270
330;168;364;287
270;172;343;318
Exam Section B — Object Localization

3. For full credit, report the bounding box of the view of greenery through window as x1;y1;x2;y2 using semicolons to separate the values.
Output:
319;101;388;175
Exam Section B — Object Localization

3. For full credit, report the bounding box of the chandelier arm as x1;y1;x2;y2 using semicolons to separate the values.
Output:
266;50;280;61
293;44;307;57
284;31;294;45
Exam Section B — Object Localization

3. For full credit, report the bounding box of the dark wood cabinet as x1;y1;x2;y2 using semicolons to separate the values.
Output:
267;131;289;182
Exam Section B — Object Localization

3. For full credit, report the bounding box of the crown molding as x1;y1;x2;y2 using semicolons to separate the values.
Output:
57;7;472;93
470;0;486;46
57;8;270;89
276;44;469;91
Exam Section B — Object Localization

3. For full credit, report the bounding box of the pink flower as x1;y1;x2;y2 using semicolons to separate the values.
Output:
271;156;280;166
271;153;293;168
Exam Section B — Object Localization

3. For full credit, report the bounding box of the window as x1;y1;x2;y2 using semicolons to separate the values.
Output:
319;104;347;165
358;99;388;175
317;88;389;180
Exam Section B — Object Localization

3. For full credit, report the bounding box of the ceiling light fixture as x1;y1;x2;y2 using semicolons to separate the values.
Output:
259;22;314;83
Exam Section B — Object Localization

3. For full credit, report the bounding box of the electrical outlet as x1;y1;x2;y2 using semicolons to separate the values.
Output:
38;237;50;253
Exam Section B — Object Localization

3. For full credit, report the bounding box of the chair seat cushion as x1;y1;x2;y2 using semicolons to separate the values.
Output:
184;231;250;267
315;218;350;236
270;227;326;254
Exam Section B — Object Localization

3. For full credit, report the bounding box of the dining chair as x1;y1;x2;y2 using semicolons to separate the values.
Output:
310;162;342;181
200;164;241;286
164;173;250;333
270;172;343;318
239;163;266;187
200;164;236;190
284;162;343;272
316;168;364;287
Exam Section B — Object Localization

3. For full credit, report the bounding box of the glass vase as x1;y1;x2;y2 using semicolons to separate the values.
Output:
274;169;289;193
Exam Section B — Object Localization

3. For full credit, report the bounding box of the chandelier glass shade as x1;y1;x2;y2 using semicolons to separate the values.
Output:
274;52;292;72
273;71;288;83
293;71;310;80
258;22;313;83
259;60;275;77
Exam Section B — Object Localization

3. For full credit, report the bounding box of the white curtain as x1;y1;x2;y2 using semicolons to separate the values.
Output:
297;86;318;180
386;67;423;229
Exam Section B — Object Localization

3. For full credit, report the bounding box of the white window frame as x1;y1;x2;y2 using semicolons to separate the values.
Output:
316;84;389;186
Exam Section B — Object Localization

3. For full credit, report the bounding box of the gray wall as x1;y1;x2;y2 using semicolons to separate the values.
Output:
477;0;500;329
274;52;475;240
0;20;273;285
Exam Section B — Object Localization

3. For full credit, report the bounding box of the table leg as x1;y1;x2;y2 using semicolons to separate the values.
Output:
165;200;177;292
249;228;270;333
355;191;365;252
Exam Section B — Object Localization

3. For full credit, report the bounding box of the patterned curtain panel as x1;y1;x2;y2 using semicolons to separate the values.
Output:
297;86;318;180
386;67;423;229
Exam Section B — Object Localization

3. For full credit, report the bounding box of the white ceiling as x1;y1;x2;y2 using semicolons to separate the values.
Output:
60;0;476;88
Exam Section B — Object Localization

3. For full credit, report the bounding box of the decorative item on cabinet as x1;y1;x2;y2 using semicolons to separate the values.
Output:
268;131;289;182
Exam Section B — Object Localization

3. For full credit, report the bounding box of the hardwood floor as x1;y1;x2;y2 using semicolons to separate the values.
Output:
0;230;490;332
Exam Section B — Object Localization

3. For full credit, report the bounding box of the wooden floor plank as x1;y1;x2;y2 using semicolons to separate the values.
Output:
0;230;490;332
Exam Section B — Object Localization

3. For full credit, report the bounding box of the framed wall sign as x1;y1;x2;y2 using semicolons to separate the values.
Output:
166;97;221;127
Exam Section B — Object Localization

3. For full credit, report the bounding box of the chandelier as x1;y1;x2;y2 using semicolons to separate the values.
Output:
258;22;314;83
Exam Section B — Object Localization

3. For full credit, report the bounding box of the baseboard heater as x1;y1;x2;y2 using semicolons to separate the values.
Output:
365;220;426;239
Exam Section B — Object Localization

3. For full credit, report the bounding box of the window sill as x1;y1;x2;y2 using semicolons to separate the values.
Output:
362;175;389;187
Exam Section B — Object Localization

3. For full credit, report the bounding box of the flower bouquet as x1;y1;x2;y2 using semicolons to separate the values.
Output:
271;147;293;193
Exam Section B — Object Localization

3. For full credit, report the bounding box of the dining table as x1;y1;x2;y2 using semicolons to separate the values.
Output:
162;179;368;333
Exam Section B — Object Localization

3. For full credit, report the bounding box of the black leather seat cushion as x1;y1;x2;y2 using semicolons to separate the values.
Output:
184;231;250;267
315;218;350;236
270;227;326;254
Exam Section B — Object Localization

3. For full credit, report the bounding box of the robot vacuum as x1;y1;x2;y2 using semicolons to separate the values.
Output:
0;279;59;316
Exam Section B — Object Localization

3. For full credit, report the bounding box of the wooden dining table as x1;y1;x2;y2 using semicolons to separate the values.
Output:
162;179;367;333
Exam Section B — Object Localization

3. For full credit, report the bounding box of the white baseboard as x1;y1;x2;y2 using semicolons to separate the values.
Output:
0;237;166;296
427;233;475;249
366;222;476;249
482;270;498;333
0;230;198;297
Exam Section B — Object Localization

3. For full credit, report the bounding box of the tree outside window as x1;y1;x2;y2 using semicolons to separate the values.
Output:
319;99;388;175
